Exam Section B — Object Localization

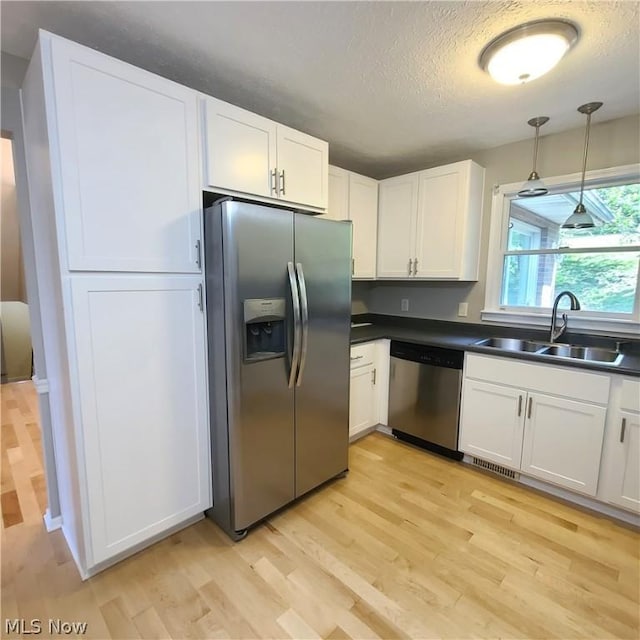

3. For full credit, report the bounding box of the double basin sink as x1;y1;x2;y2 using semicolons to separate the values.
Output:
476;337;623;365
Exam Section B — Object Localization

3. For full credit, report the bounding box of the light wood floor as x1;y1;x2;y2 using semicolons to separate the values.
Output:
2;380;639;639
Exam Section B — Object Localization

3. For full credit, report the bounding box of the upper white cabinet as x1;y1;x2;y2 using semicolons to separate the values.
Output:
599;378;640;513
71;276;210;564
378;160;484;280
326;166;378;278
460;353;609;496
48;36;201;273
204;97;328;210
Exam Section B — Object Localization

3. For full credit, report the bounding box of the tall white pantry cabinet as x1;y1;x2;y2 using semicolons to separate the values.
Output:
22;31;211;575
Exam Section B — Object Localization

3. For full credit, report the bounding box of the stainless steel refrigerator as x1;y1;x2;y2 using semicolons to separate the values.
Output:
204;199;352;539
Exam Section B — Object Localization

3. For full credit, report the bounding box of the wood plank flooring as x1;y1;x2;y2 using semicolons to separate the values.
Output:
2;380;639;639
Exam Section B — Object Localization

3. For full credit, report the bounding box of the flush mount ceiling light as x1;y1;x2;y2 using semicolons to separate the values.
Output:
562;101;603;229
518;116;550;197
479;19;579;85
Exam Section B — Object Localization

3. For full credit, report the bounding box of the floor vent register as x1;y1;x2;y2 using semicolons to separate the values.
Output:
471;457;518;480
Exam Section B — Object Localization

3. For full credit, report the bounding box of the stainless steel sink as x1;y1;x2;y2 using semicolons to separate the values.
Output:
476;337;544;352
538;344;623;364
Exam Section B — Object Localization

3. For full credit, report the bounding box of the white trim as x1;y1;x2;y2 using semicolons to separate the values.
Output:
481;309;640;336
485;164;640;329
43;509;62;532
31;374;49;394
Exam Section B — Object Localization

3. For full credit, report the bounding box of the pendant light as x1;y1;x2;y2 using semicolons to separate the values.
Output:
518;116;550;197
562;101;603;229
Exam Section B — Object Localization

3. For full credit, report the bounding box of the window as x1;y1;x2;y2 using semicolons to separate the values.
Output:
483;164;640;334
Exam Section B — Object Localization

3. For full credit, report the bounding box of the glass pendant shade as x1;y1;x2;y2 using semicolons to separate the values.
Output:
518;116;549;197
562;102;602;229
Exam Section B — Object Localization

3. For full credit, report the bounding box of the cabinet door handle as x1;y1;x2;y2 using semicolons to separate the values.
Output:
407;258;413;276
270;169;278;195
280;169;286;196
197;283;204;312
517;395;523;417
527;396;533;419
413;258;418;276
195;239;202;269
620;417;627;443
352;258;355;275
350;355;363;361
372;368;376;385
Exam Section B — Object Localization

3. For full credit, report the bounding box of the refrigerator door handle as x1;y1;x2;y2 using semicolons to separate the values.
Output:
295;262;310;387
287;262;302;388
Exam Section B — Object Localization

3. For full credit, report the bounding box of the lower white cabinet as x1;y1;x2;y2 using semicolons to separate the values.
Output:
460;354;609;497
459;379;526;469
598;378;640;513
349;340;389;439
521;393;606;495
70;275;211;565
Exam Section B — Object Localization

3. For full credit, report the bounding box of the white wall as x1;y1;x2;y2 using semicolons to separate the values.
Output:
1;138;27;302
367;114;640;323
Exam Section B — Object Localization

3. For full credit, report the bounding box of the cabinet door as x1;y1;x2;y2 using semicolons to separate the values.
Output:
521;393;606;496
70;275;210;565
459;379;526;470
205;97;277;198
324;165;349;221
349;173;378;279
276;126;328;209
414;164;464;278
377;174;419;278
349;364;377;437
49;36;201;273
607;411;640;512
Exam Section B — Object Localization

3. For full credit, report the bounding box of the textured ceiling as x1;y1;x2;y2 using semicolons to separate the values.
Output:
1;1;639;178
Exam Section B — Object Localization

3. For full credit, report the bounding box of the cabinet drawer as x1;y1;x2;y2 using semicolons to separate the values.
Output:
621;379;640;412
350;343;375;369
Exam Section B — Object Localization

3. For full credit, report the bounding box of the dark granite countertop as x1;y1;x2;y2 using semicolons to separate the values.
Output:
350;314;640;377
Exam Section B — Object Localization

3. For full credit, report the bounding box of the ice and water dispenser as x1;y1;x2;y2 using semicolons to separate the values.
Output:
243;298;286;362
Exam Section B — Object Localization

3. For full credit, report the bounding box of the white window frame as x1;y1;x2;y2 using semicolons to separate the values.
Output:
482;163;640;336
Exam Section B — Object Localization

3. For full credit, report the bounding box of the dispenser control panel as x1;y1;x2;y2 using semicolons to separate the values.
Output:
243;298;286;363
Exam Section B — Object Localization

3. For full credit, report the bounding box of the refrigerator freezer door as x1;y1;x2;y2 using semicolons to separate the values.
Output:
293;214;351;496
221;201;297;531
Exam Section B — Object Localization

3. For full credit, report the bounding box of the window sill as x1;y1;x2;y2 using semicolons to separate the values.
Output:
481;309;640;337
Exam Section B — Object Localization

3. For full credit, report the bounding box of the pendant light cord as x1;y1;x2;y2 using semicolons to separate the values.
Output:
577;112;592;208
532;124;540;173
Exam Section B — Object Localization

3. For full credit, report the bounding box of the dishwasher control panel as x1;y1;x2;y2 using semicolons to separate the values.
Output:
390;341;463;370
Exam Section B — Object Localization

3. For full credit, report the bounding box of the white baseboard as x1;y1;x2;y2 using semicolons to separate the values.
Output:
43;509;62;532
376;424;393;436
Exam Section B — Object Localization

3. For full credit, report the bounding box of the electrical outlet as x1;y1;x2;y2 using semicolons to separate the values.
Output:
458;302;468;317
401;298;409;312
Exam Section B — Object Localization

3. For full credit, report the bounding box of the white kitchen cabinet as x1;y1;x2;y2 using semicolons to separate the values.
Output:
204;97;328;210
349;173;378;279
22;31;211;577
460;353;609;497
377;172;419;278
326;166;349;221
521;393;606;495
48;35;201;273
377;160;484;280
459;379;526;470
327;166;378;278
599;378;640;513
349;363;377;438
70;276;210;565
349;340;389;439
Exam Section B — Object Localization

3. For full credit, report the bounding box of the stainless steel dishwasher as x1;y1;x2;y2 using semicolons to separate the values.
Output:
388;341;464;460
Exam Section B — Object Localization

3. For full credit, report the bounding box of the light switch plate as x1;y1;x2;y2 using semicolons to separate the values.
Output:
401;298;409;312
458;302;468;317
